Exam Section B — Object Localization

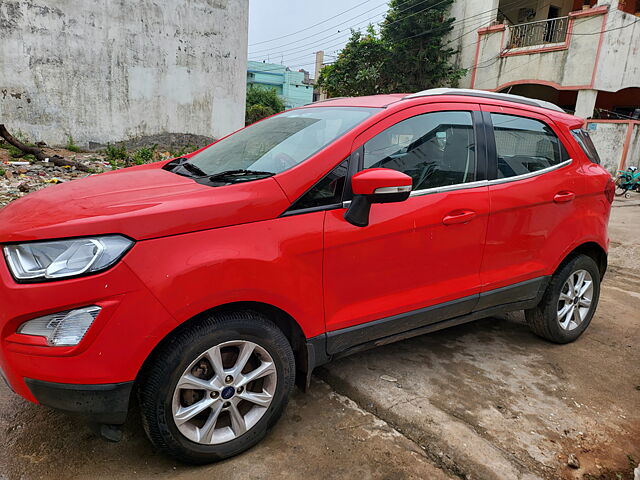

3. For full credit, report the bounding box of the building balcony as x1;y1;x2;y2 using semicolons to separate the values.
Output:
470;5;611;93
506;16;570;49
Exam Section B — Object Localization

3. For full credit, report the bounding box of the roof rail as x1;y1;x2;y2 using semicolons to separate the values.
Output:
404;88;565;113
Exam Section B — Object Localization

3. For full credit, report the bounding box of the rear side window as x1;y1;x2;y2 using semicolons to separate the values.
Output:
491;113;570;178
571;129;601;164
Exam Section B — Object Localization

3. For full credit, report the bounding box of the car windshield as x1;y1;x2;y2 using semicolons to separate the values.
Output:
175;107;379;179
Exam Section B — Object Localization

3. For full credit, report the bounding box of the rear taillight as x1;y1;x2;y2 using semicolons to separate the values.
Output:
605;177;615;204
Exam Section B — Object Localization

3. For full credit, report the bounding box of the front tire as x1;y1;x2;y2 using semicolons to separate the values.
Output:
138;310;295;464
525;255;601;343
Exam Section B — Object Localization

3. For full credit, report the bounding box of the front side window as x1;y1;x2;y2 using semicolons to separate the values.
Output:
167;107;379;181
363;111;476;191
491;113;570;178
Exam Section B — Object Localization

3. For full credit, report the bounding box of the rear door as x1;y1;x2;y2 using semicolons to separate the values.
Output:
322;103;490;352
479;105;582;299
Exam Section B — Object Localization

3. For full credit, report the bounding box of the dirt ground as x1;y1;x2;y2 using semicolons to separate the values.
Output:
0;198;638;480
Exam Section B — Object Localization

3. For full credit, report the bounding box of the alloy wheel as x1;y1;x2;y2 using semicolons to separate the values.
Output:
172;340;277;444
557;269;593;331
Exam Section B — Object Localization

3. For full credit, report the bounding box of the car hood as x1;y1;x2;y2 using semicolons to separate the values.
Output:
0;163;290;242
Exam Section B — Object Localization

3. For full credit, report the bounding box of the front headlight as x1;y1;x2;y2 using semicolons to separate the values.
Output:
3;235;134;282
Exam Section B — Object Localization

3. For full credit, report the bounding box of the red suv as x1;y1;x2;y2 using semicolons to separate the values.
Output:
0;89;613;463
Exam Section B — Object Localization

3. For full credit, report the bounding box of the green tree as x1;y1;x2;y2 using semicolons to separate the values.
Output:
245;85;285;125
317;27;388;97
381;0;464;92
316;0;464;97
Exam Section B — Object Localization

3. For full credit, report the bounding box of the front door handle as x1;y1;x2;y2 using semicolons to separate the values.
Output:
553;191;575;203
442;210;476;225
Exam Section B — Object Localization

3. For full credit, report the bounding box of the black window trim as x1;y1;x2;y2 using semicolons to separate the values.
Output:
281;155;353;217
482;111;573;183
570;128;601;165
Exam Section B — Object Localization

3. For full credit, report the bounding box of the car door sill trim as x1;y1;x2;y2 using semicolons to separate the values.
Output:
323;276;549;356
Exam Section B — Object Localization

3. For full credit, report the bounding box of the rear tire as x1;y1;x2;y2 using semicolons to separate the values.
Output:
614;177;627;196
138;310;295;464
525;255;600;343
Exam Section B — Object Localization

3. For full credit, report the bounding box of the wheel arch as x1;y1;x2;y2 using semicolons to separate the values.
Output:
135;301;313;392
556;241;608;279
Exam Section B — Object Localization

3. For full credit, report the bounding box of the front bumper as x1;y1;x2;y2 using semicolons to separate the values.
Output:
0;247;178;420
25;379;134;424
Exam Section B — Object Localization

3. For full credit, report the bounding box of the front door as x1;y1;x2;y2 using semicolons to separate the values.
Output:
322;103;490;353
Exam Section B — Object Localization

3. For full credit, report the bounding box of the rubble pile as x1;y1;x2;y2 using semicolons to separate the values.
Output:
1;150;103;207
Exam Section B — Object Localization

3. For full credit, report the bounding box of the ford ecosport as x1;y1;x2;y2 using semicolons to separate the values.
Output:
0;88;613;463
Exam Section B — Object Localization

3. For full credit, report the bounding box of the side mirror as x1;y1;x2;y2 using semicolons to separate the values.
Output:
344;168;412;227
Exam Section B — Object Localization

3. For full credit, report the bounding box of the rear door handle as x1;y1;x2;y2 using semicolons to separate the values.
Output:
442;210;476;225
553;191;575;203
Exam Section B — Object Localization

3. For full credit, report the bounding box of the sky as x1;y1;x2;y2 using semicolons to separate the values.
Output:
248;0;390;78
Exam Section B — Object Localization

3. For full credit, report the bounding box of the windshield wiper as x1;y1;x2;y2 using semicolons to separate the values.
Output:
207;169;275;183
180;162;208;177
163;157;208;178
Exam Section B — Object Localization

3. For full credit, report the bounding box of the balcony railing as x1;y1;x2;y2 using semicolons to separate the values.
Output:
507;16;569;49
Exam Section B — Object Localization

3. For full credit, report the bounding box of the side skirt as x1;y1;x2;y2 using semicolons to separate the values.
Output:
303;276;549;380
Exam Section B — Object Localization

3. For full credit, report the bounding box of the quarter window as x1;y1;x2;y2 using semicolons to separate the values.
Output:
491;113;570;178
289;160;349;211
363;111;476;191
571;129;601;164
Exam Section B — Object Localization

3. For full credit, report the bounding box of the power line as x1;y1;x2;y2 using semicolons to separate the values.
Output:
248;2;523;78
251;0;536;79
249;0;451;59
568;16;639;35
249;0;392;54
256;0;528;79
403;0;529;45
248;0;371;47
249;12;386;60
249;0;450;51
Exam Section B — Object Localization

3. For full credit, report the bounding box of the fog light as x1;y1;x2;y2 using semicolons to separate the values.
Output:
17;306;101;346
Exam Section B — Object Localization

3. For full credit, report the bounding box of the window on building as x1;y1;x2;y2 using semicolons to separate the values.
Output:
491;113;570;178
571;0;597;12
363;111;476;190
618;0;640;14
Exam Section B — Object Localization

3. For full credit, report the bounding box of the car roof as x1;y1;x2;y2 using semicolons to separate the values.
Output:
306;88;583;128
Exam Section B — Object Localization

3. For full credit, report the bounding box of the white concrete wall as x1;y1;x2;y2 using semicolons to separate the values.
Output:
594;1;640;92
0;0;248;146
447;0;498;88
626;126;640;169
585;122;640;173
